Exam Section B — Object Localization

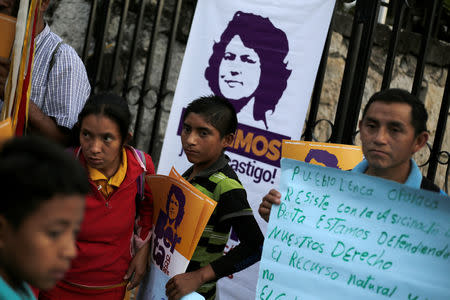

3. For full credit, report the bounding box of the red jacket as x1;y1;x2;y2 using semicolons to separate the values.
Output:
64;146;154;286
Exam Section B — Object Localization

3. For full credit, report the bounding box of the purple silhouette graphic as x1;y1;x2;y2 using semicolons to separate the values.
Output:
152;184;186;275
205;11;291;129
305;149;340;169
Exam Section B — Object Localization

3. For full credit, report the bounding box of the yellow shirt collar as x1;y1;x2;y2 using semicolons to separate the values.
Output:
87;148;127;188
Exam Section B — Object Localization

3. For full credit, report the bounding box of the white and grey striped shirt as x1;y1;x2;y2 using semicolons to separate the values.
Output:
31;25;90;129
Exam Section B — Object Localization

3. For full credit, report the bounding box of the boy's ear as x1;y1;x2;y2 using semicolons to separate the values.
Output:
412;131;429;155
222;133;235;148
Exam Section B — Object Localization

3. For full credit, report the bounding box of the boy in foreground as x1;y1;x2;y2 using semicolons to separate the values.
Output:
0;136;89;299
165;95;264;300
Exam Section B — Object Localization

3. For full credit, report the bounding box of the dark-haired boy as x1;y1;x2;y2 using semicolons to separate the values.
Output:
0;136;89;299
165;95;264;300
259;88;446;222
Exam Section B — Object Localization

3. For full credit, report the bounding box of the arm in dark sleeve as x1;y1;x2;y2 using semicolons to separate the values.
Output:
211;185;264;278
210;214;264;279
133;152;155;250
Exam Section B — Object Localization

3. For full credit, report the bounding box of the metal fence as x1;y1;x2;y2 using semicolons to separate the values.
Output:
81;0;449;191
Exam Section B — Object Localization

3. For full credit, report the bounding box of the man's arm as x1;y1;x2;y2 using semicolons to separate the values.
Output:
28;100;70;144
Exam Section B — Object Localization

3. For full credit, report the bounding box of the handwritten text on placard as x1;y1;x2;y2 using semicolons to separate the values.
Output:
256;159;450;300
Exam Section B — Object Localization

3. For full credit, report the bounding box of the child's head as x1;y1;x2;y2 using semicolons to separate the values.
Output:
0;136;89;290
183;95;237;138
181;95;237;173
77;94;131;177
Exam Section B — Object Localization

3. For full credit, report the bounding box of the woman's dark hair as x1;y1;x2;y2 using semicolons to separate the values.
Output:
76;94;131;144
0;136;89;229
166;184;186;229
205;11;291;128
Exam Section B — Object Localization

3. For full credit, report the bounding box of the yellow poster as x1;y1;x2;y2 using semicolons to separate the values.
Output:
0;13;16;59
148;176;200;262
282;140;363;170
169;167;216;258
138;173;216;300
0;118;13;146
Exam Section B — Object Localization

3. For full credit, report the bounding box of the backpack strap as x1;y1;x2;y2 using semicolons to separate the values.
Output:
50;41;63;70
43;41;64;100
74;147;81;158
420;176;441;193
133;148;146;203
46;41;64;82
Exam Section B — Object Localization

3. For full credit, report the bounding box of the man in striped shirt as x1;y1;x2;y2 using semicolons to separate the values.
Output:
28;0;90;144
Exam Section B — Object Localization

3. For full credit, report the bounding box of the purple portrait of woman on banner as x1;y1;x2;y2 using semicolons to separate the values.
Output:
204;11;292;130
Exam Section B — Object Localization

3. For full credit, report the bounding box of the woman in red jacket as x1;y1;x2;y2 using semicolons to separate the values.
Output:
39;94;154;300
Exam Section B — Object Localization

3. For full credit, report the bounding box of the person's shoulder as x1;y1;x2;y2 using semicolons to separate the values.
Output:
55;43;84;63
211;166;245;197
47;29;63;41
48;42;87;84
211;164;242;186
125;146;155;174
220;163;241;182
45;30;83;64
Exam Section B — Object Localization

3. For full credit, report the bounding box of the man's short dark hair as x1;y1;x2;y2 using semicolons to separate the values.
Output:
0;136;89;229
362;88;428;135
183;95;238;138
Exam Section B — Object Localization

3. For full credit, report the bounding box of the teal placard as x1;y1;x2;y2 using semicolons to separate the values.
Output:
256;158;450;299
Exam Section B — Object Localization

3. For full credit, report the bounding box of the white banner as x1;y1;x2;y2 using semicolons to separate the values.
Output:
158;0;335;298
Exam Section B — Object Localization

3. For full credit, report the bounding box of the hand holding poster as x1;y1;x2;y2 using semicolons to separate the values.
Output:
256;159;450;299
137;173;216;300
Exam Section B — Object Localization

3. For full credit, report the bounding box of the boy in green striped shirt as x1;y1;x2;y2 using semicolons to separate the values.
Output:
165;95;264;300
